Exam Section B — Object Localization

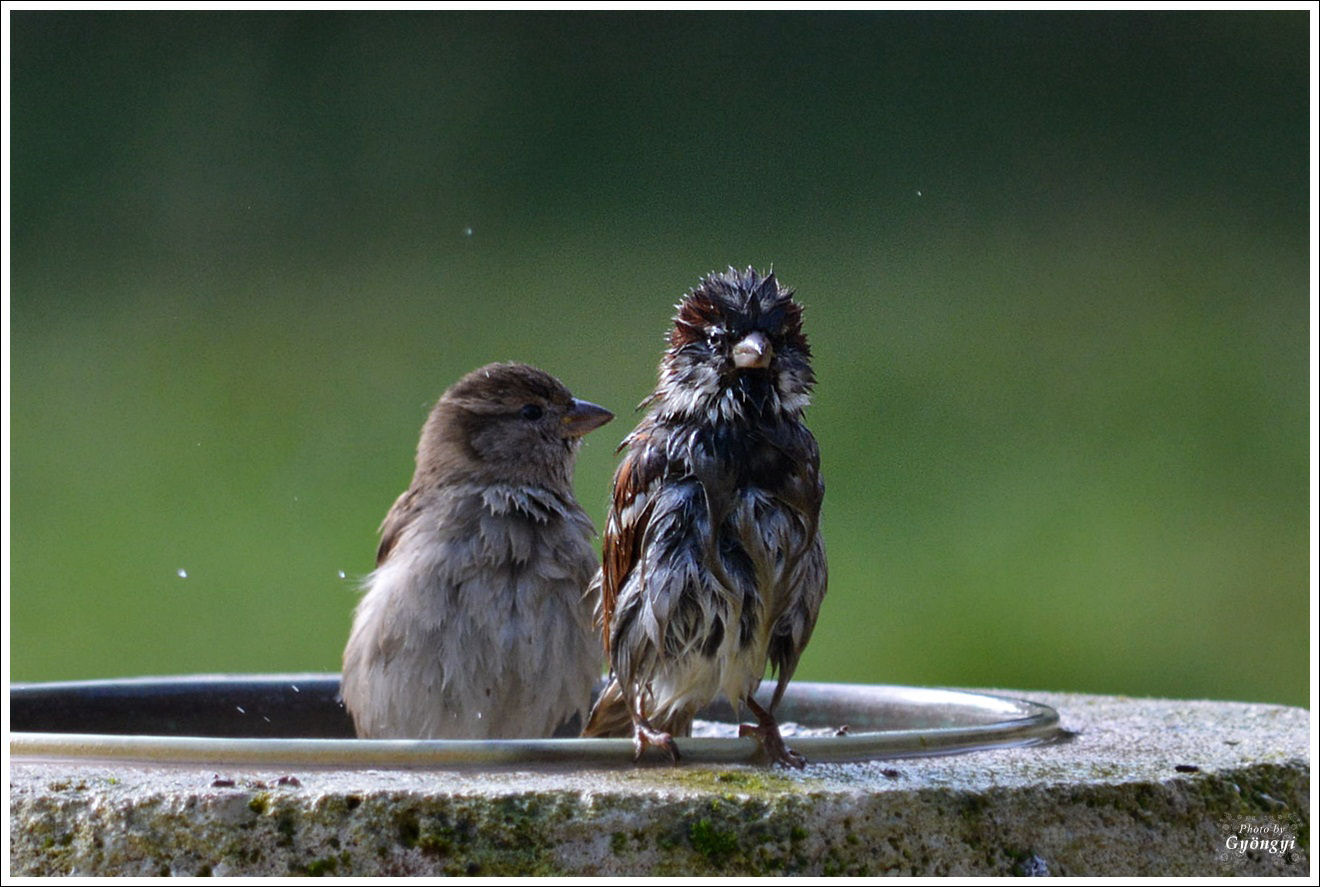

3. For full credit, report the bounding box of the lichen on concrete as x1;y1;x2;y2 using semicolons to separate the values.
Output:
9;690;1310;875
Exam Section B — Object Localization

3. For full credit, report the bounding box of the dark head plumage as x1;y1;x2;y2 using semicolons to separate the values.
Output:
670;267;809;358
651;267;815;421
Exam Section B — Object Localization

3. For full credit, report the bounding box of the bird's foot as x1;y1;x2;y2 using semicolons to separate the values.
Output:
741;697;806;769
738;722;806;768
633;721;681;765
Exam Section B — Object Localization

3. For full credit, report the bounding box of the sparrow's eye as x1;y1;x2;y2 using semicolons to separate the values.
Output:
520;404;544;421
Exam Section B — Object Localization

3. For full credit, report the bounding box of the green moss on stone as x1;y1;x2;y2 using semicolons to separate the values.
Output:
396;812;420;848
275;811;297;847
690;818;739;866
661;767;807;796
350;792;577;876
302;852;350;876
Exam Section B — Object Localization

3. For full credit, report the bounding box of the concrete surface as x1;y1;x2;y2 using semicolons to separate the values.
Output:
8;689;1310;876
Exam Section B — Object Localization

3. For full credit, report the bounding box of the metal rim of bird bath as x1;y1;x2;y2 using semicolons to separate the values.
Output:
9;675;1060;767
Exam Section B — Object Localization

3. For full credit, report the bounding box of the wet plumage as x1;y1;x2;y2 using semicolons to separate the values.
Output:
582;268;827;767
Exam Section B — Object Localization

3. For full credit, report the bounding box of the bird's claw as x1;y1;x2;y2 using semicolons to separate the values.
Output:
739;721;807;769
633;723;681;765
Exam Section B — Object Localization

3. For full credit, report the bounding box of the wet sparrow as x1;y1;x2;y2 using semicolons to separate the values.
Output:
582;268;827;767
342;362;613;738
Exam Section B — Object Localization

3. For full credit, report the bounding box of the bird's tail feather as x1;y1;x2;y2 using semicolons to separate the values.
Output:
581;678;633;738
582;678;699;738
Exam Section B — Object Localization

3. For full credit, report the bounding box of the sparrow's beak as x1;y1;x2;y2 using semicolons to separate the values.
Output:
562;399;614;437
732;331;774;370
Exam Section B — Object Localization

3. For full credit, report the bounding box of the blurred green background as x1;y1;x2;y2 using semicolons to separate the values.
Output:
9;12;1310;707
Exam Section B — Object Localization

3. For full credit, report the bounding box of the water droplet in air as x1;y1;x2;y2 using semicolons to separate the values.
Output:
463;226;474;237
236;706;246;715
337;570;347;579
176;569;188;579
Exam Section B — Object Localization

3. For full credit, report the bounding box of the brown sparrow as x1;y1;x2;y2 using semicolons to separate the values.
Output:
582;268;827;767
341;362;613;739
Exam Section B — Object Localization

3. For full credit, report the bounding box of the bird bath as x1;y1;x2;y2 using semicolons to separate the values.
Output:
11;681;1308;876
9;674;1059;767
